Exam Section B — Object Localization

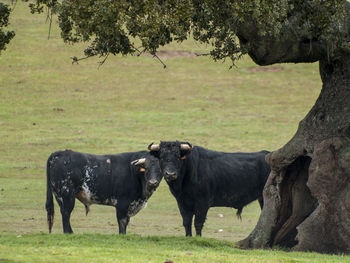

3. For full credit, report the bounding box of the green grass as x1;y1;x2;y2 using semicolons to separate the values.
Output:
1;234;349;263
1;1;349;262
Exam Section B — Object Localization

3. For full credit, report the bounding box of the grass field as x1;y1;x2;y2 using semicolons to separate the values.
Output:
2;234;350;263
1;1;349;262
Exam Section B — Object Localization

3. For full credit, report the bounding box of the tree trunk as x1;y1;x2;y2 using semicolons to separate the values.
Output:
238;54;350;253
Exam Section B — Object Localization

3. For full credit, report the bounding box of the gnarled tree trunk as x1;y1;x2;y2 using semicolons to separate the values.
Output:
238;54;350;253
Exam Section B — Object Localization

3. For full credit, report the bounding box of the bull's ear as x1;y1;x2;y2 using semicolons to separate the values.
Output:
180;142;193;158
131;159;146;174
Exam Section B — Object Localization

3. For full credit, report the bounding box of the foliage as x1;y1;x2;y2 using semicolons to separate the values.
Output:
0;2;15;54
24;0;349;64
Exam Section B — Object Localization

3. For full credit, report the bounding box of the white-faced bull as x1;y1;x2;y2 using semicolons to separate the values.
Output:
149;141;270;237
45;150;162;234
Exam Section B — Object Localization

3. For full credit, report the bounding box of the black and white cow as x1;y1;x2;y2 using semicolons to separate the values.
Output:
46;150;162;234
149;141;270;236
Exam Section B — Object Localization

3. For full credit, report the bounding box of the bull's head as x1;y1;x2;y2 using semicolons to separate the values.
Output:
131;155;162;199
148;141;192;182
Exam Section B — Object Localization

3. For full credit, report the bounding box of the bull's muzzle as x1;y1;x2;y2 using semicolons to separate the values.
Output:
147;179;159;190
164;170;177;182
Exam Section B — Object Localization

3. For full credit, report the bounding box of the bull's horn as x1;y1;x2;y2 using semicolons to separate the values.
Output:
180;143;192;150
131;158;146;166
148;143;160;151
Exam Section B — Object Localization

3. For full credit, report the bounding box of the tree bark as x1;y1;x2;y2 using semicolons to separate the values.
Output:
238;54;350;253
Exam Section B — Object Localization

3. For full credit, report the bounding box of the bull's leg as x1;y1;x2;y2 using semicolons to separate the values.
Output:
258;197;264;209
116;202;130;234
178;204;194;237
116;213;129;235
194;208;208;237
56;193;75;234
118;217;130;235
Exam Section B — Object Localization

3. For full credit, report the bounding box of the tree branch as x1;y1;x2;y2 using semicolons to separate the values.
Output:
151;52;167;69
71;56;92;64
98;53;110;69
45;6;53;40
131;44;167;68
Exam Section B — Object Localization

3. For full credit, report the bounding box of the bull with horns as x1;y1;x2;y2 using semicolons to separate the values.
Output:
45;149;162;234
148;141;270;236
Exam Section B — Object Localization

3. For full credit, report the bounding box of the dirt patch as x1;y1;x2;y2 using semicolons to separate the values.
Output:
247;66;284;72
145;50;198;59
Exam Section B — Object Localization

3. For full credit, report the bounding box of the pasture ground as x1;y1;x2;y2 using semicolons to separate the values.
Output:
1;234;349;263
1;1;349;262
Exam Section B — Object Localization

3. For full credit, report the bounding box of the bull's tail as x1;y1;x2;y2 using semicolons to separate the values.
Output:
46;156;54;233
236;207;242;221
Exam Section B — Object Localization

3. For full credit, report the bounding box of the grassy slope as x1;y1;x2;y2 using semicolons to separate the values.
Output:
1;1;348;262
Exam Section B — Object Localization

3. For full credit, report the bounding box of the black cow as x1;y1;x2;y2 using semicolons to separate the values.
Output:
149;141;270;236
46;150;162;234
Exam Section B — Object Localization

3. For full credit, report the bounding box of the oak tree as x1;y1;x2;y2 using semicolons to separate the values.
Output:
0;2;15;54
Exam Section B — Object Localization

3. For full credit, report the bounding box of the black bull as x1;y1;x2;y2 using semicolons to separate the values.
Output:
46;150;161;234
149;141;270;236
